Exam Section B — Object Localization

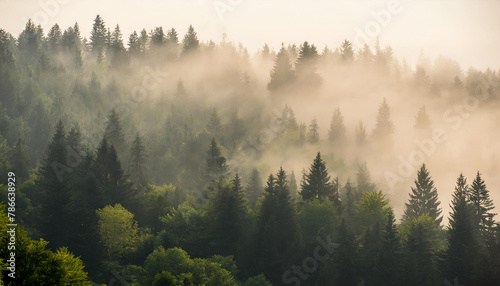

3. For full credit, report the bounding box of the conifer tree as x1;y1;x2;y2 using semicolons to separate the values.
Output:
9;137;31;182
355;120;368;148
328;107;346;145
372;98;394;142
403;164;443;226
469;171;496;234
356;162;376;193
205;138;228;183
129;132;148;189
445;173;477;285
267;44;294;91
90;15;107;61
38;120;72;249
307;118;319;144
128;31;140;55
300;152;333;201
289;170;298;198
182;25;199;54
104;108;126;159
47;24;62;53
246;168;263;208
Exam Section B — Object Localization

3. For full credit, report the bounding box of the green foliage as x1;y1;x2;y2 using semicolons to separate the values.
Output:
96;204;139;259
300;152;333;201
355;191;392;233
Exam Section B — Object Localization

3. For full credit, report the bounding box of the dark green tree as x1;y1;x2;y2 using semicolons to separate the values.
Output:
295;41;321;87
47;24;62;53
182;25;199;54
9;137;31;182
267;44;294;92
90;15;107;61
104;108;126;159
129;132;148;190
300;152;333;201
245;168;263;209
403;164;443;226
469;171;496;234
205;138;228;183
445;173;477;285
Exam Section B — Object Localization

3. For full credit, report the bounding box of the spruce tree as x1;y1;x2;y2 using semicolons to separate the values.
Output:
356;162;376;193
47;24;62;53
267;44;294;91
307;118;320;144
403;164;443;226
182;25;199;54
300;152;333;201
289;170;298;198
445;173;477;285
104;108;126;159
205;138;228;183
372;98;394;142
328;107;346;145
128;31;140;55
246;168;263;208
90;15;107;61
9;137;31;182
469;171;496;234
206;176;248;257
129;132;148;189
38;120;72;249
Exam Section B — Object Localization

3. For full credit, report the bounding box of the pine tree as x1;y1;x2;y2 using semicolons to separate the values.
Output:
445;173;477;285
166;28;179;47
355;120;368;148
38;120;72;249
90;15;107;60
104;108;126;159
342;180;356;219
182;25;199;54
307;118;319;144
110;25;125;66
403;164;443;226
128;31;140;55
150;27;165;47
289;170;298;198
469;171;496;234
205;138;228;183
414;105;431;133
300;152;333;201
295;41;321;87
246;168;263;208
340;40;354;62
379;211;401;286
328;107;346;145
47;24;62;53
207;108;222;135
356;162;376;193
9;137;31;182
129;132;148;189
372;98;394;142
267;44;294;91
256;168;297;283
206;176;248;257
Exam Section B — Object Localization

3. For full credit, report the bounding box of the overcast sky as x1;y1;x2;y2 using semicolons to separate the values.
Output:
1;0;499;71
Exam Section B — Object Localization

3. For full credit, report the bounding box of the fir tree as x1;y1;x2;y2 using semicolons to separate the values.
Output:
104;108;126;159
246;168;263;208
307;118;320;144
372;98;394;142
182;25;199;54
445;173;477;285
205;138;228;183
129;132;148;189
356;162;376;193
403;164;443;226
9;137;31;182
300;152;333;201
90;15;107;61
267;44;294;91
328;107;346;145
469;171;496;234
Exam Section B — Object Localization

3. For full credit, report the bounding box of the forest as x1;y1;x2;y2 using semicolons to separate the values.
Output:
0;14;500;285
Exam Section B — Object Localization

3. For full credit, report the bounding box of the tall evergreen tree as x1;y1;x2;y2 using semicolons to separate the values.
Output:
295;41;321;87
403;164;443;226
445;173;477;285
267;44;294;92
89;15;107;61
47;24;62;53
129;132;148;190
256;168;297;283
289;170;298;198
355;120;368;148
9;137;31;182
307;118;319;144
128;31;140;55
356;162;376;193
300;152;333;201
104;108;126;159
372;98;394;142
245;168;263;208
205;138;228;183
182;25;199;54
328;107;346;145
38;120;72;249
469;171;496;234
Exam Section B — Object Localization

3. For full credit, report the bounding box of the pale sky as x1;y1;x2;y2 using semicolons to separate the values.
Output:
0;0;499;71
